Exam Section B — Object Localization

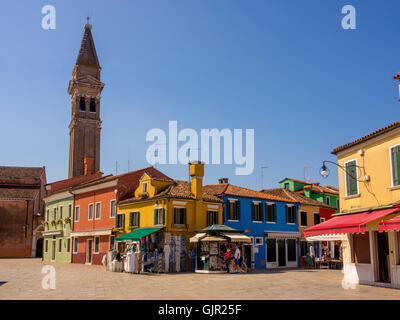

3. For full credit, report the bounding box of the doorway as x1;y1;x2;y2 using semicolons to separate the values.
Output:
278;239;286;267
244;244;252;269
376;232;390;283
86;239;93;264
36;238;43;258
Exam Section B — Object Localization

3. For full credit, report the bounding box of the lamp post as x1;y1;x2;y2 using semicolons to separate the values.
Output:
319;160;364;182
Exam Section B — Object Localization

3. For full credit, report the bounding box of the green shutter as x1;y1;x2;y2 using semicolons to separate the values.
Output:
346;161;358;196
122;214;125;228
392;146;400;186
154;209;157;225
137;212;140;226
129;212;133;227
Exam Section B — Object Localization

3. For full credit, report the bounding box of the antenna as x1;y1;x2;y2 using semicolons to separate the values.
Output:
261;166;268;189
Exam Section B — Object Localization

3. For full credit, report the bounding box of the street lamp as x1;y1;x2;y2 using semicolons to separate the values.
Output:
319;160;364;181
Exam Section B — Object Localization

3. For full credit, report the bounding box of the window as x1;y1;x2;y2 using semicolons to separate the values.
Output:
95;202;101;220
320;217;326;223
68;204;72;218
59;206;63;219
266;203;276;223
116;214;125;228
79;97;86;111
336;198;340;209
46;209;49;221
45;240;48;253
58;239;62;253
109;236;115;250
287;239;297;262
326;197;330;206
314;213;320;225
74;206;80;222
255;237;263;246
345;160;358;196
66;238;71;253
154;208;165;225
266;239;276;262
110;200;116;218
129;211;140;227
391;145;400;186
94;237;100;253
89;98;96;112
227;200;240;221
88;203;94;220
174;207;187;225
300;241;307;257
73;238;78;253
142;182;148;193
300;211;307;227
284;183;290;190
207;211;218;226
251;202;263;222
53;208;57;220
286;205;296;224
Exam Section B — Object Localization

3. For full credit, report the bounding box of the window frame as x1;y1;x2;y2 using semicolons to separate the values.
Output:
109;235;115;251
129;211;140;227
173;207;187;225
227;199;240;222
94;236;100;254
286;204;296;225
344;159;359;197
390;143;400;187
74;206;80;222
88;203;94;221
313;212;320;225
66;238;71;253
251;201;263;223
142;182;148;193
110;199;116;218
68;204;72;218
45;239;49;253
255;237;264;246
266;203;277;223
58;238;62;253
207;210;219;226
300;211;308;227
95;202;101;220
73;238;78;254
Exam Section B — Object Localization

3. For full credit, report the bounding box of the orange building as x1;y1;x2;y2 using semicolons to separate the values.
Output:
70;167;171;265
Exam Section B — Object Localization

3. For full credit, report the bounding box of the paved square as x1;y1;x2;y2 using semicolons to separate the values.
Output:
0;259;399;299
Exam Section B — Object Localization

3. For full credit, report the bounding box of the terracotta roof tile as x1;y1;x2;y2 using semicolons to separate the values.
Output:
303;184;339;195
0;166;45;187
332;120;400;154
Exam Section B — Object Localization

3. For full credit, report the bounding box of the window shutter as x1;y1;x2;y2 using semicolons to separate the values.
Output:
137;212;140;226
161;208;165;225
154;209;157;225
346;161;358;195
392;147;400;186
236;201;240;221
273;204;277;222
260;203;264;221
285;206;288;223
184;208;187;225
251;202;255;221
122;214;125;228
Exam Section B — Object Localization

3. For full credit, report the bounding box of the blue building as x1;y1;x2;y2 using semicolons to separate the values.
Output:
205;180;301;270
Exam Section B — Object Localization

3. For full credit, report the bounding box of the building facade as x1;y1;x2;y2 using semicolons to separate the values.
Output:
0;166;46;258
205;181;301;270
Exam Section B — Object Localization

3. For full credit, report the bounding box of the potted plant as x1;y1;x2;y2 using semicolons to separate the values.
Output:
50;219;56;226
138;192;148;199
63;217;71;224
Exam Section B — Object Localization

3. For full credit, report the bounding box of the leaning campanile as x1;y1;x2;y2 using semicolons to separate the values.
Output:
68;23;104;178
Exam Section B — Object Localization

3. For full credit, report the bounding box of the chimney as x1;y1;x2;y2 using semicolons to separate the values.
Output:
84;157;94;175
218;178;229;184
189;161;204;199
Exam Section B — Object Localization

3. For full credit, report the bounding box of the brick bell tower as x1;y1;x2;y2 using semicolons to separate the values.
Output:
68;23;104;178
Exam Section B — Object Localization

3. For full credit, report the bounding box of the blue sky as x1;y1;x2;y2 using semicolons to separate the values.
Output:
0;0;399;190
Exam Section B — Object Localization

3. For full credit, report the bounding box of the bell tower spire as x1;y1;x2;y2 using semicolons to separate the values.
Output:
67;22;104;178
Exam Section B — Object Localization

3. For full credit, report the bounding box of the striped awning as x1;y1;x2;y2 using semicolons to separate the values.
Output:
265;231;301;239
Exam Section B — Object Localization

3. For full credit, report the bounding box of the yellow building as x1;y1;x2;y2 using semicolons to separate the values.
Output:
115;162;224;272
305;118;400;288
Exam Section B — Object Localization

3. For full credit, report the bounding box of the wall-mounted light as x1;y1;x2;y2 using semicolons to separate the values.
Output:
320;160;365;182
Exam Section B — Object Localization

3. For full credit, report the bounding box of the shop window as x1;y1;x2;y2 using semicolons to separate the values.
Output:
174;207;186;225
109;236;115;250
300;241;307;257
287;239;297;262
74;206;80;222
66;238;71;253
116;214;125;228
286;205;296;224
345;160;358;196
227;200;240;221
73;238;78;253
79;97;86;111
89;98;96;112
88;203;94;220
251;202;263;222
314;213;320;225
58;239;62;253
255;237;263;246
94;237;100;253
266;203;276;223
207;210;218;226
95;202;101;220
154;208;165;225
110;200;116;218
353;233;370;264
266;239;276;262
129;211;140;227
300;211;307;227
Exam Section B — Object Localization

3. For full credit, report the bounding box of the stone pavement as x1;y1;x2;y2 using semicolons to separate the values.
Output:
0;258;399;299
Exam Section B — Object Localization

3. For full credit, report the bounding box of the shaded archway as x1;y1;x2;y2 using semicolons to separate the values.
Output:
36;238;43;258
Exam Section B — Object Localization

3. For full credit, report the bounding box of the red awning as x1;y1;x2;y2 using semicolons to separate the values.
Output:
379;215;400;232
304;207;400;237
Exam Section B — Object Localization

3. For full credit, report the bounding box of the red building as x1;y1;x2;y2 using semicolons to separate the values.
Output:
70;167;170;265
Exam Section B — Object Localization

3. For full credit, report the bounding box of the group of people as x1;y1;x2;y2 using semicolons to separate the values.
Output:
222;244;248;273
102;243;143;273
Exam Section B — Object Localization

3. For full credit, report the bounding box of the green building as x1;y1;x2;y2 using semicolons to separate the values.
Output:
279;178;339;212
42;191;74;263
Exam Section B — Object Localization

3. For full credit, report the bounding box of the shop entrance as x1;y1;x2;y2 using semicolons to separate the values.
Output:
244;244;252;269
278;239;286;267
86;239;93;264
376;232;390;283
